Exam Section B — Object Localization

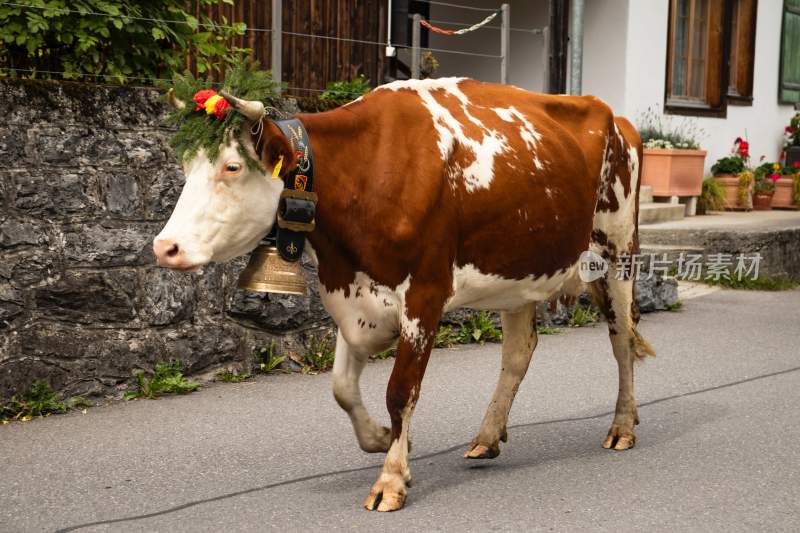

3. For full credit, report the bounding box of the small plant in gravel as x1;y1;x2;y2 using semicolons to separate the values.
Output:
67;396;93;409
457;312;503;344
665;301;683;312
302;334;336;374
569;304;599;327
1;381;67;422
434;325;460;348
123;361;199;401
255;342;287;374
215;371;253;383
536;324;562;335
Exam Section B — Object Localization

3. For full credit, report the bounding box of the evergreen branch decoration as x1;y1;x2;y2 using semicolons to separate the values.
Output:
164;59;284;170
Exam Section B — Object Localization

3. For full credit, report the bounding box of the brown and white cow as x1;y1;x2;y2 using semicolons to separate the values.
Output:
154;78;655;512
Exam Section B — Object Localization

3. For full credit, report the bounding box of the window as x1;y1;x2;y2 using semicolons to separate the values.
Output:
665;0;757;116
728;0;757;104
780;0;800;104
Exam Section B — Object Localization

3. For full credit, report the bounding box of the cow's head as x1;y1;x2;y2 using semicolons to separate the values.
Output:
153;92;294;271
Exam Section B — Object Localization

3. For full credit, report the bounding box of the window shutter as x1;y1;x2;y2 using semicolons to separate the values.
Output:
780;0;800;103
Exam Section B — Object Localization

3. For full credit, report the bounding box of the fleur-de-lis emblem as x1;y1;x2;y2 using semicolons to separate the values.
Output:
286;242;298;255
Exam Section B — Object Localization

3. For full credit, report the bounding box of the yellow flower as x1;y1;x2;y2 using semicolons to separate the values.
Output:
204;94;224;115
772;163;781;170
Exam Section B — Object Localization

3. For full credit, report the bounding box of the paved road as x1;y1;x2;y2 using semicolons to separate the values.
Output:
2;289;799;532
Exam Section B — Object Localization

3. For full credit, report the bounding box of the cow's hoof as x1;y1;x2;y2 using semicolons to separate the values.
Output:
602;426;636;450
358;426;392;453
364;488;406;512
464;442;500;459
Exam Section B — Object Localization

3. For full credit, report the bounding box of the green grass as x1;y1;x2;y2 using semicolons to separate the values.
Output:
456;312;503;344
665;300;683;312
434;325;460;348
569;304;599;327
371;348;395;360
702;276;799;291
123;361;200;401
536;324;562;335
255;342;286;374
215;371;253;383
1;381;67;422
67;396;93;409
302;334;336;374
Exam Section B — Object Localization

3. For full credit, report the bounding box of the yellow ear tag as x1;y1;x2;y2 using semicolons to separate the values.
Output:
271;155;284;179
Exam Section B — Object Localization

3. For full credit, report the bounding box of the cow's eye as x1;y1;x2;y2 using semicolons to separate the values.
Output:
224;162;242;173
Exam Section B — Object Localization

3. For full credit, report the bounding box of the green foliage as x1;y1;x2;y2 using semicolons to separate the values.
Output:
569;304;599;327
302;334;336;374
699;177;727;212
165;58;283;169
319;75;371;108
457;312;502;344
215;371;252;383
1;381;67;422
67;396;93;409
0;1;248;84
434;325;459;348
637;106;703;149
785;112;800;148
536;324;561;335
711;156;746;176
123;361;199;400
255;342;286;374
753;162;778;193
372;348;395;360
702;276;799;291
665;300;683;312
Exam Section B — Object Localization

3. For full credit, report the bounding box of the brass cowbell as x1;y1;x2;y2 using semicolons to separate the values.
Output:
237;245;306;295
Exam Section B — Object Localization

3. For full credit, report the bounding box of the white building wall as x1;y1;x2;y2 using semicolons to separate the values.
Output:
611;0;794;171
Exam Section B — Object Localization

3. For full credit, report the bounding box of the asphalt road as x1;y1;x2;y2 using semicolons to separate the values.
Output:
2;289;799;533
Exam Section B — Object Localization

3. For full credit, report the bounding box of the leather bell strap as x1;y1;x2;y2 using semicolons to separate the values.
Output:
273;118;316;263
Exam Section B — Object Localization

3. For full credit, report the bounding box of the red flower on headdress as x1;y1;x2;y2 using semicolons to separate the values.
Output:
212;97;230;119
193;89;217;111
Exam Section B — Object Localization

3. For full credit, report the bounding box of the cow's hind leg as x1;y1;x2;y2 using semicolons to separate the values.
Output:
465;303;538;459
332;330;392;453
590;276;655;450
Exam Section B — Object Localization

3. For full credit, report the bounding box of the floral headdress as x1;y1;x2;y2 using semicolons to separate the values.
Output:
165;59;283;170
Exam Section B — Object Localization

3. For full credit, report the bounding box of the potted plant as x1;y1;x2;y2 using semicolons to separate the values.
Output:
697;177;727;214
751;162;780;210
772;162;800;209
710;138;751;210
637;107;706;199
783;113;800;167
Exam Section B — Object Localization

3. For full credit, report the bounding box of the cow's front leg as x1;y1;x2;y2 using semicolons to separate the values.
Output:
364;289;441;512
332;330;392;453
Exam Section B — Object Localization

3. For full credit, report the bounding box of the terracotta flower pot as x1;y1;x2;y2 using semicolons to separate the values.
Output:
772;176;797;209
752;190;774;210
713;174;751;210
642;148;707;196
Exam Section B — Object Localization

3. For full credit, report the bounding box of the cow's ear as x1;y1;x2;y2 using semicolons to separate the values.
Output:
258;120;296;178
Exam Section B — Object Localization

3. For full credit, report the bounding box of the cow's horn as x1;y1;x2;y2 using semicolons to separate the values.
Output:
219;90;265;121
167;88;185;109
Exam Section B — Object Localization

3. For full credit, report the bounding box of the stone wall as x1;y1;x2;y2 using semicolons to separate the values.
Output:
0;79;331;401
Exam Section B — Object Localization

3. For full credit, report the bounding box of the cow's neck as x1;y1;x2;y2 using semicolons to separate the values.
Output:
295;109;384;292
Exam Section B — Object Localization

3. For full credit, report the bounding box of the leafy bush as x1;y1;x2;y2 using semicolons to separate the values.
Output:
319;75;371;108
123;361;199;400
698;177;727;212
0;0;248;84
637;106;703;149
711;156;746;176
1;381;67;422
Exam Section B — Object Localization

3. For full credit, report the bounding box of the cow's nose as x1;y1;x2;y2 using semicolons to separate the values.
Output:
153;238;181;267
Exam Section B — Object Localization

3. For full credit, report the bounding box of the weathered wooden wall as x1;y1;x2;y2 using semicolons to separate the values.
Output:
192;0;387;95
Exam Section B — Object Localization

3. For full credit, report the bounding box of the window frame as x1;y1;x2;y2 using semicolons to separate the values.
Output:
664;0;733;118
727;0;758;106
